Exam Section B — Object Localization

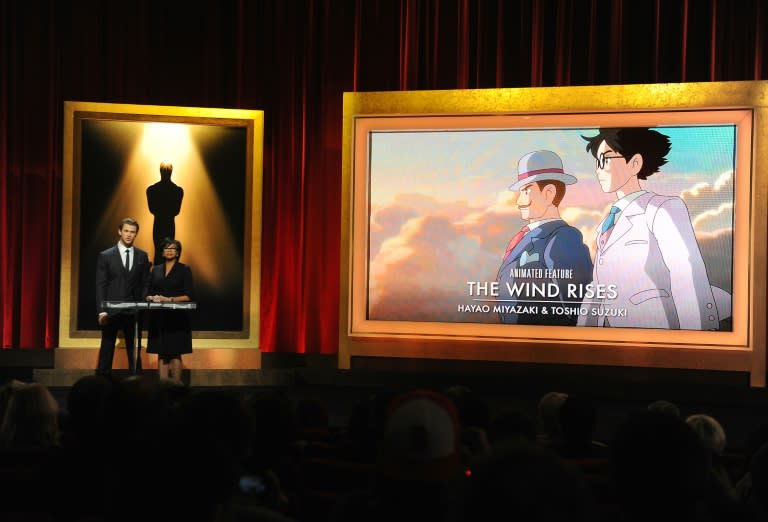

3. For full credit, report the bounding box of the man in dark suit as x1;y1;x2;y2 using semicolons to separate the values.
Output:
496;151;593;325
95;218;150;375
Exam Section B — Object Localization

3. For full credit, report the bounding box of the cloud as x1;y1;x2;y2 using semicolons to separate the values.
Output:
456;190;524;250
560;178;614;212
370;193;486;259
368;190;597;322
369;188;530;322
370;205;420;260
692;202;734;232
679;170;734;234
658;170;734;293
369;214;501;322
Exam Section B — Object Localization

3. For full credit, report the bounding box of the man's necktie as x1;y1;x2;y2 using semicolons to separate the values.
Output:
125;249;130;271
503;225;530;260
600;206;621;234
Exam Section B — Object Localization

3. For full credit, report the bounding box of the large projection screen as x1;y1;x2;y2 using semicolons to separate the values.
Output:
339;81;768;386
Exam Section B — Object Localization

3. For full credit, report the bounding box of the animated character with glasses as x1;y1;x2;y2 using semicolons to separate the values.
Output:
577;127;721;330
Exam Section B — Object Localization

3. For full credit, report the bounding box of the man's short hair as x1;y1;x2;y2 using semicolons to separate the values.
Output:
119;218;139;232
582;127;671;180
533;180;566;207
537;391;568;438
686;414;727;455
647;400;681;418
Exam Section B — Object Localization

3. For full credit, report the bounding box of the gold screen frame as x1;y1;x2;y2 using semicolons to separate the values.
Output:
59;101;263;352
339;81;768;386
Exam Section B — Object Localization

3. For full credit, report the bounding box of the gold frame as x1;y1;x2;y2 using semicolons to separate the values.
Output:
339;81;768;386
59;101;263;353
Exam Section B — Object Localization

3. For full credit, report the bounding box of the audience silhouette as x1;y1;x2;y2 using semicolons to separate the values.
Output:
0;379;763;522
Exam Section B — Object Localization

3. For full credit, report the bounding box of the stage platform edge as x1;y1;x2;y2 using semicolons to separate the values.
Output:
52;347;260;370
34;347;264;386
33;368;291;387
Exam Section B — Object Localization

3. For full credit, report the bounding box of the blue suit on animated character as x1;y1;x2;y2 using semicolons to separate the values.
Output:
496;150;593;325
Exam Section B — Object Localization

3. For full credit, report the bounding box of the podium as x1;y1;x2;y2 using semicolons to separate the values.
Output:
102;301;198;373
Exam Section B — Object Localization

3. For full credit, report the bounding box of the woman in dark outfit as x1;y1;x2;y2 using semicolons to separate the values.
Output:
146;238;193;382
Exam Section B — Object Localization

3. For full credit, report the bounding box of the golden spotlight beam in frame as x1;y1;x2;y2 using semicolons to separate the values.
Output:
140;122;192;159
98;122;239;287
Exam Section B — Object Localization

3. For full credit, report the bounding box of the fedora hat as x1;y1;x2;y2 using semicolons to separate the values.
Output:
509;150;577;191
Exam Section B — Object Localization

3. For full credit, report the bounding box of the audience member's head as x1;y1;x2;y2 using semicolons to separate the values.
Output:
0;379;25;425
66;374;113;447
745;422;768;470
537;391;568;447
102;375;172;447
460;426;491;457
612;410;710;518
295;397;330;439
648;399;681;418
749;441;768;510
0;382;60;449
367;390;465;522
558;395;597;458
460;442;594;522
246;389;297;471
489;409;536;446
167;390;252;519
379;389;462;482
100;376;183;520
686;414;727;456
443;385;491;432
346;391;397;461
684;415;743;519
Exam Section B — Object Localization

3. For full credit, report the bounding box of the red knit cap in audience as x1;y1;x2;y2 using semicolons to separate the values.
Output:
379;390;461;481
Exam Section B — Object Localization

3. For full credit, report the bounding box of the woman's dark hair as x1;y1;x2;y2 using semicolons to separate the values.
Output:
162;237;182;259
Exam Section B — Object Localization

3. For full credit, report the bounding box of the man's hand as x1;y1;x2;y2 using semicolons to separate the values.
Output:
98;313;108;325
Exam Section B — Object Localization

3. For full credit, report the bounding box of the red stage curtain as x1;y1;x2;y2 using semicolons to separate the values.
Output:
0;0;766;352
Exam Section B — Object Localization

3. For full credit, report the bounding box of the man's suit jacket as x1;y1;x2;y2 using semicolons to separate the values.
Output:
578;192;719;329
95;245;150;314
496;220;593;325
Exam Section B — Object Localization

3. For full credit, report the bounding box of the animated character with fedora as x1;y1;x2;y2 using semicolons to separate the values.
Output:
496;150;593;325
